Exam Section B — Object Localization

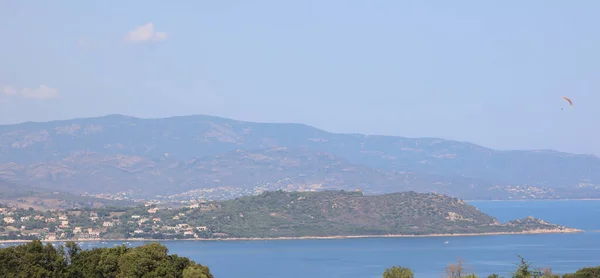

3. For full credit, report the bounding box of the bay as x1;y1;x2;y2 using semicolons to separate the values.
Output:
6;200;600;277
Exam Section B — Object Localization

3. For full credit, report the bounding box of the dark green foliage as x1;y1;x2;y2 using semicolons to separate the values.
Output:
511;255;532;278
383;265;414;278
183;264;214;278
0;240;212;278
0;240;67;278
67;244;128;277
562;266;600;278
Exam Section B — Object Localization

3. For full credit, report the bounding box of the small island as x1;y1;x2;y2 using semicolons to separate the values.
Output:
0;190;581;242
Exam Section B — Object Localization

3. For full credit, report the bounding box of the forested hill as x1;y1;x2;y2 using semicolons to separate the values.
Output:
179;190;577;238
0;190;579;241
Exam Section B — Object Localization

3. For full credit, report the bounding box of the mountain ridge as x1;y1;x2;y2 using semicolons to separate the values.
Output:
0;114;599;201
5;113;595;156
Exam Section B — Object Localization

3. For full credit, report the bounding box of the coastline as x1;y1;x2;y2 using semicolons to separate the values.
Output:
0;228;583;244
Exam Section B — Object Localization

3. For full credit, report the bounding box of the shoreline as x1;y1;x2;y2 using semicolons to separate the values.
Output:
0;228;583;244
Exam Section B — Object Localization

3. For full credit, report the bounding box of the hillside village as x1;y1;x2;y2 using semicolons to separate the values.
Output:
0;200;219;241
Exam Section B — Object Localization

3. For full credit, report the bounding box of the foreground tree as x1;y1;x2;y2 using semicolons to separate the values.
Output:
0;240;213;278
68;244;127;277
0;240;67;278
445;258;478;278
562;266;600;278
512;255;532;278
183;264;214;278
384;255;600;278
383;265;414;278
541;267;561;278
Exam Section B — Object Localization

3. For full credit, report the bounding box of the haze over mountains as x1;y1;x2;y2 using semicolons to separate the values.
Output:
0;114;599;201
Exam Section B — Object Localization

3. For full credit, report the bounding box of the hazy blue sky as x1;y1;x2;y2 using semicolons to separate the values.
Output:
1;1;598;154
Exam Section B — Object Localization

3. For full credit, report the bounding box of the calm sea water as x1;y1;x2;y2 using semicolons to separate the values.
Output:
5;200;600;277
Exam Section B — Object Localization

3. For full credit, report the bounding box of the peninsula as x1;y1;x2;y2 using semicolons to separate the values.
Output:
0;190;581;242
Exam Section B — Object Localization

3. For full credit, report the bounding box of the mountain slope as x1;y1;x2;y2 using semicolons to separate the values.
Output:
0;114;599;200
0;147;504;199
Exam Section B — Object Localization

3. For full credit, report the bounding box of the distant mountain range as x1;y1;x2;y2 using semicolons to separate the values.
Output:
0;114;598;201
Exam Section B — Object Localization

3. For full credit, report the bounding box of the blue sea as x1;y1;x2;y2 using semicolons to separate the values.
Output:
5;200;600;277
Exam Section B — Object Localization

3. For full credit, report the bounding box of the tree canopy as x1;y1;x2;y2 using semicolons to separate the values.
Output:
384;256;597;278
0;240;212;278
383;265;415;278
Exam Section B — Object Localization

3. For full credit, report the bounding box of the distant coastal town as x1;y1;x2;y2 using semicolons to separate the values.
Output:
0;201;216;241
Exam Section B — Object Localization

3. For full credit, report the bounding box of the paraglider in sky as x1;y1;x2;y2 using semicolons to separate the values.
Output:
563;96;573;108
561;96;573;111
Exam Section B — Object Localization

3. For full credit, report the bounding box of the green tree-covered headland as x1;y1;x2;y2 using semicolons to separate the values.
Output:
0;191;581;241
